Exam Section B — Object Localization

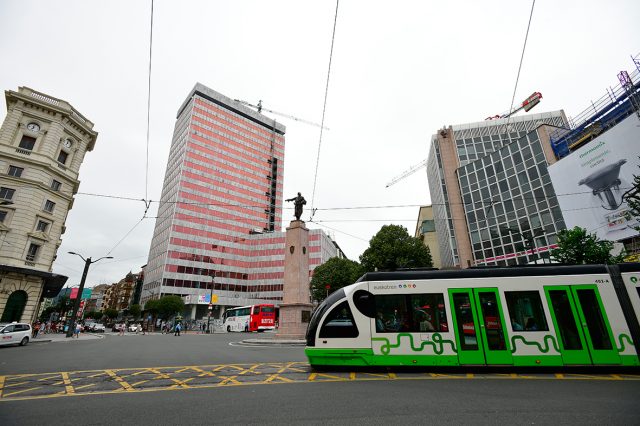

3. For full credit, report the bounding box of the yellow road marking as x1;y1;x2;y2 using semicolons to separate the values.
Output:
264;362;297;383
105;370;134;391
191;367;216;377
218;376;241;385
38;375;61;382
4;380;30;388
147;368;192;388
237;364;261;376
3;386;42;397
61;372;74;394
1;362;637;402
75;384;96;391
306;372;347;381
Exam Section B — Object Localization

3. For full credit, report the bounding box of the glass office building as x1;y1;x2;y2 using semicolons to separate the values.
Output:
427;111;567;268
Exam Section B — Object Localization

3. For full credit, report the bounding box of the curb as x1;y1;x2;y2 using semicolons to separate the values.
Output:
240;338;306;347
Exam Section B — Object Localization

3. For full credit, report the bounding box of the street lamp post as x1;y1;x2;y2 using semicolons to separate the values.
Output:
65;252;113;338
207;275;215;334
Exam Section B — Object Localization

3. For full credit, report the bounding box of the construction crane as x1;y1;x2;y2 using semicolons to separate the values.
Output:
385;91;542;188
484;92;543;120
385;159;428;188
234;99;330;130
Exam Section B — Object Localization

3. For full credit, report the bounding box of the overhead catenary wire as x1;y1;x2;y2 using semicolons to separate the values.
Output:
309;0;339;221
503;0;536;136
76;186;633;210
144;0;154;202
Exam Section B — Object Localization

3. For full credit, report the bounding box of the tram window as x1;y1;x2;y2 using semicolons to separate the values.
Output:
505;291;548;332
374;293;448;333
319;301;358;338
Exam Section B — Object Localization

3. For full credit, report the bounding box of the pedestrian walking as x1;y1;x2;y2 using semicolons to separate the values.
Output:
74;322;81;338
174;322;181;336
119;322;125;336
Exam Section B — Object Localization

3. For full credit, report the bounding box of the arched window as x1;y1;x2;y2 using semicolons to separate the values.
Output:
1;290;28;322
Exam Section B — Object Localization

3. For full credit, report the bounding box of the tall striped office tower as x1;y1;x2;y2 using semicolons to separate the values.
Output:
142;84;339;320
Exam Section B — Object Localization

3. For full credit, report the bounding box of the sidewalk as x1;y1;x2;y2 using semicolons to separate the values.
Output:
30;332;105;344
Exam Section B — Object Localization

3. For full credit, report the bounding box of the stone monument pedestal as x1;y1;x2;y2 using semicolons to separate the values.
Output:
276;220;313;340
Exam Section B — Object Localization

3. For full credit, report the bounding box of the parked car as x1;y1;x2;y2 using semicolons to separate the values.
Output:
111;323;124;332
91;324;106;333
0;322;32;347
128;323;141;333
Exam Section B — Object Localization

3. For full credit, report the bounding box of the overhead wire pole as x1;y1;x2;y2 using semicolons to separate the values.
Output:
309;0;340;221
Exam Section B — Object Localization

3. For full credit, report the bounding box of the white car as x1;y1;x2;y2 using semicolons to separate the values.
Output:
91;323;106;333
0;322;32;347
128;324;140;332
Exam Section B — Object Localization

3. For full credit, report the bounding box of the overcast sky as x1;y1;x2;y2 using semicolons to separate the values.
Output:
1;1;638;288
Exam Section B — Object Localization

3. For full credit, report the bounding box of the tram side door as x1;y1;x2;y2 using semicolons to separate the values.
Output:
449;288;512;365
545;285;620;365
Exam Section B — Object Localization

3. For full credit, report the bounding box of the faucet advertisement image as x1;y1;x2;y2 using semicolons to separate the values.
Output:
549;114;640;242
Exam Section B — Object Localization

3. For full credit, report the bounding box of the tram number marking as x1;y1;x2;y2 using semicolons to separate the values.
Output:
595;279;610;284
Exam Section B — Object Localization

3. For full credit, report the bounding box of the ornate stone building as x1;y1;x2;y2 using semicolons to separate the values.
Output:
102;273;137;312
0;87;98;322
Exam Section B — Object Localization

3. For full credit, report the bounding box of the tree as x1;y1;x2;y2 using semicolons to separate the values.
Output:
103;308;119;320
551;226;625;264
129;304;141;319
145;299;160;316
310;257;363;302
360;224;433;272
622;158;640;230
83;310;102;320
157;295;184;319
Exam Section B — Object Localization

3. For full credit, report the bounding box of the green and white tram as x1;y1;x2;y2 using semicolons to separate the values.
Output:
305;264;640;367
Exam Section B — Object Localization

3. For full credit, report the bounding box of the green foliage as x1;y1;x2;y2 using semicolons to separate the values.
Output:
623;159;640;230
129;304;142;319
83;310;102;320
310;257;363;302
39;306;58;321
103;308;119;319
144;299;160;314
551;226;625;264
157;295;185;319
360;224;433;272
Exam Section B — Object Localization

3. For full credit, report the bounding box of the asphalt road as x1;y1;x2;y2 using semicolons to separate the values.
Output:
1;379;638;425
0;332;304;374
1;332;639;425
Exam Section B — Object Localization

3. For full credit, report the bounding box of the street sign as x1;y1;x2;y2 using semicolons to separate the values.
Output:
211;294;218;303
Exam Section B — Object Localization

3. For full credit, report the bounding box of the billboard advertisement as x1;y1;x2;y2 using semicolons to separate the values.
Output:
69;288;93;300
183;294;214;305
548;114;640;241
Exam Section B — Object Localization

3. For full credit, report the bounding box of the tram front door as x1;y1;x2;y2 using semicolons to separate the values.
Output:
545;285;620;365
449;288;513;365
